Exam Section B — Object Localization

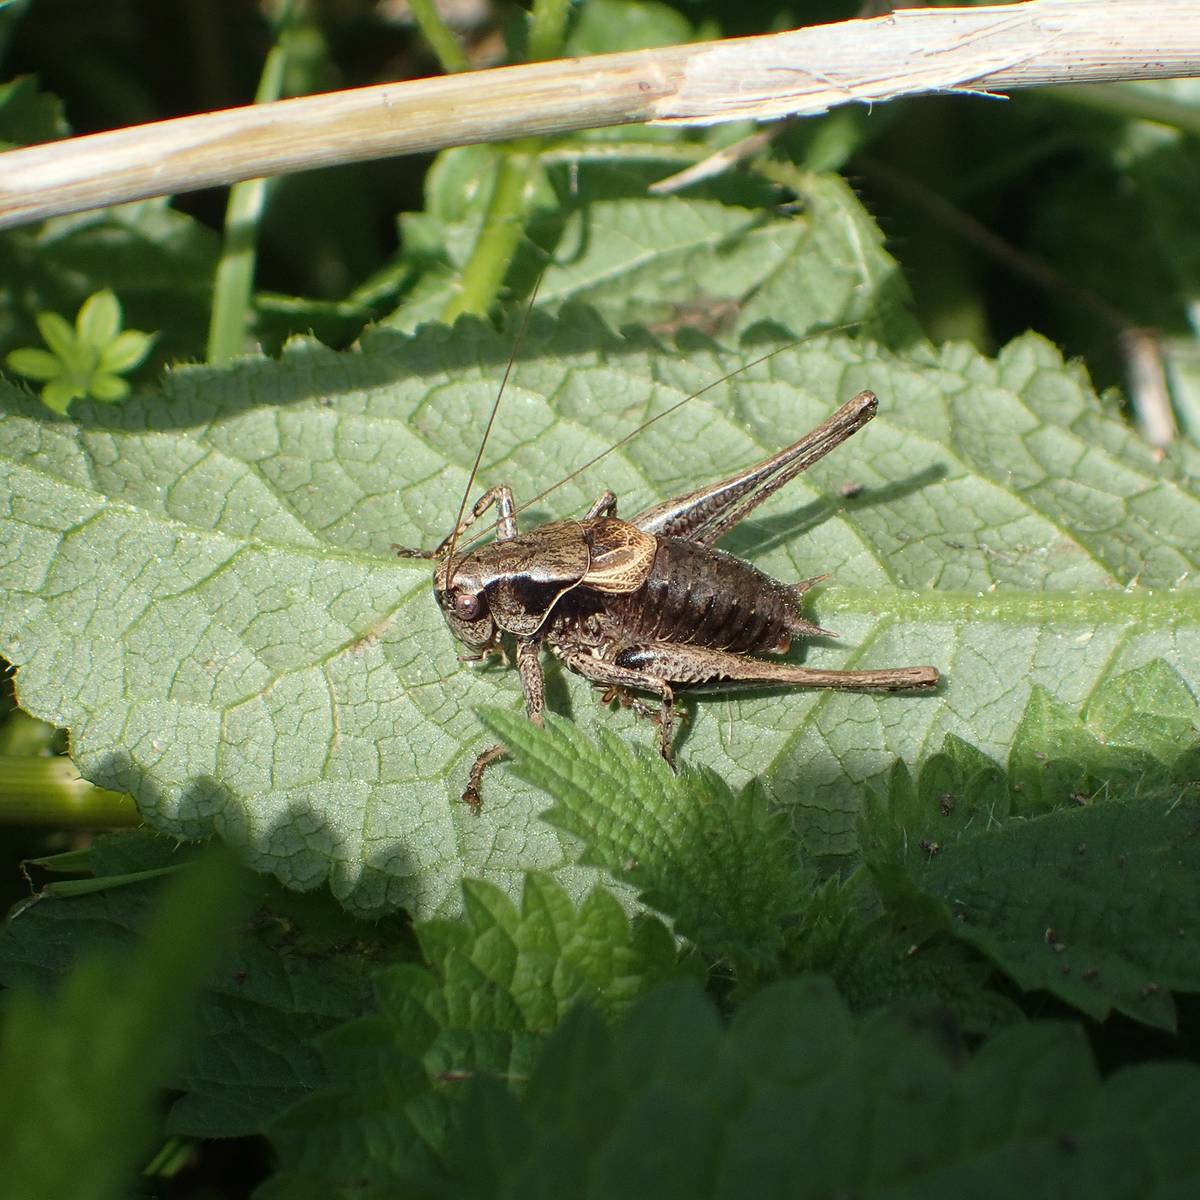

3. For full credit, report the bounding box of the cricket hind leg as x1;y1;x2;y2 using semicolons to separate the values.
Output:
629;392;878;545
611;642;940;694
560;639;937;764
554;648;679;763
595;683;663;725
593;682;683;755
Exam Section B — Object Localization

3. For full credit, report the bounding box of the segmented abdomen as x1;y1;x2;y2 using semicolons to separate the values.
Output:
591;536;800;655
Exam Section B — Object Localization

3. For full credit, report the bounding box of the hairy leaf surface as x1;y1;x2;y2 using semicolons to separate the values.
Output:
0;187;1196;915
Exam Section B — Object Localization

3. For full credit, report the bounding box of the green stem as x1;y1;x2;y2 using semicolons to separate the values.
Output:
407;0;469;73
434;0;567;323
144;1137;196;1180
206;1;295;364
441;146;540;322
436;0;570;322
528;0;571;62
0;755;139;827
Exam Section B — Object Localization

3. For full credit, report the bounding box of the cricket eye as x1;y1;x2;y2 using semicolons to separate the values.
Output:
453;591;484;621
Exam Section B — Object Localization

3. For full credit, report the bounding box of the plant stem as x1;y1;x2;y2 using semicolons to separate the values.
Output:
407;0;469;73
206;0;295;364
8;0;1200;231
528;0;571;62
438;0;570;322
0;755;139;827
440;145;540;322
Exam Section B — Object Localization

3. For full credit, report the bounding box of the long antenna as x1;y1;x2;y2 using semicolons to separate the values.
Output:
453;321;859;555
444;271;543;570
516;337;826;517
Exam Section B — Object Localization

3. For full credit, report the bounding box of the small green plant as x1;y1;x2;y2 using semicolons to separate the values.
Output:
5;289;154;414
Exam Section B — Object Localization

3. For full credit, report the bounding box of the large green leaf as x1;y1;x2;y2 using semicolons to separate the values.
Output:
0;197;1196;916
863;661;1200;1030
481;708;811;969
439;981;1200;1199
387;163;917;347
261;873;678;1200
264;977;1200;1197
0;832;409;1138
0;851;250;1200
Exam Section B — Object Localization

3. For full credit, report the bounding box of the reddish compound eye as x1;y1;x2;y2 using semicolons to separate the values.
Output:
453;591;483;621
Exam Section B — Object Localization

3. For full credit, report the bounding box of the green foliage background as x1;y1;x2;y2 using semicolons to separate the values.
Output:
0;1;1198;1197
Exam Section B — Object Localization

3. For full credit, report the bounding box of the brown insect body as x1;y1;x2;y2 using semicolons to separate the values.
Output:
403;386;940;809
549;531;808;663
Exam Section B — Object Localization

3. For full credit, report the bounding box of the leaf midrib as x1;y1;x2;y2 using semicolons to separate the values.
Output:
820;585;1199;628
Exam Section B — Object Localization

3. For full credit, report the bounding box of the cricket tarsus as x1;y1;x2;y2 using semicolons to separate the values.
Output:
463;744;507;814
406;387;940;810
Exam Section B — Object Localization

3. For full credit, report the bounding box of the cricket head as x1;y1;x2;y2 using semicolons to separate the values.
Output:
434;521;591;646
433;551;501;653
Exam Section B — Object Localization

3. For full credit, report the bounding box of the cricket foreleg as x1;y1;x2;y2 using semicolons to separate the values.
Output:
583;490;618;520
461;638;545;813
394;485;518;559
517;638;546;726
463;745;507;814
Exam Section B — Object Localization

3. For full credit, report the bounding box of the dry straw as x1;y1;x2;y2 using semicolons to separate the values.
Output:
1;0;1198;230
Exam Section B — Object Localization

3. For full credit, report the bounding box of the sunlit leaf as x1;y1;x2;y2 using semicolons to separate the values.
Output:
0;181;1196;916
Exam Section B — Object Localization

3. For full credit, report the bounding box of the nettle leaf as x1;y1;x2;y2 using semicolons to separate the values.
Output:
0;831;408;1137
1009;659;1200;810
525;169;918;345
0;851;249;1200
388;163;916;347
435;978;1200;1199
482;708;809;966
414;874;677;1026
378;875;675;1094
262;873;677;1198
866;664;1200;1029
485;709;1020;1026
1;191;1198;916
917;788;1200;1032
